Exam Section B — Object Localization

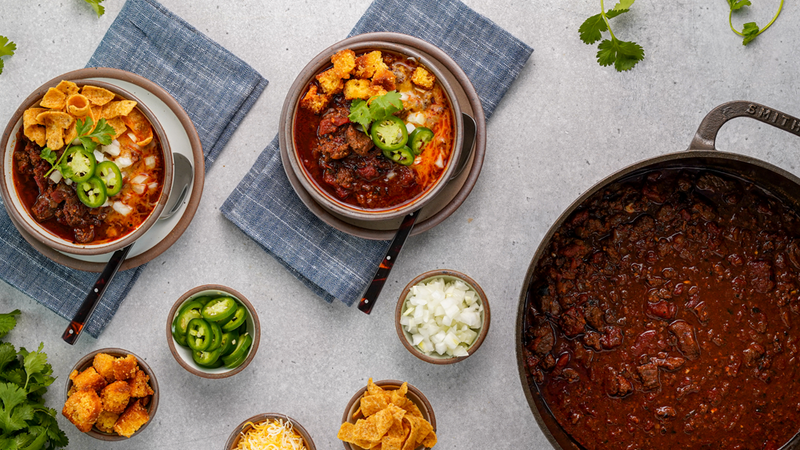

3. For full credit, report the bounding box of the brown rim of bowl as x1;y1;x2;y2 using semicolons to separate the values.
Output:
1;76;173;255
166;284;261;379
224;413;317;450
340;380;436;450
0;67;204;271
395;269;490;365
281;32;465;222
64;348;159;440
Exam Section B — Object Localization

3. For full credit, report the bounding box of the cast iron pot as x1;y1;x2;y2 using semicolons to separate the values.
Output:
515;101;800;450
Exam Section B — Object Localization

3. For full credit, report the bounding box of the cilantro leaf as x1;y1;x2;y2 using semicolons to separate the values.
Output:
0;343;16;372
741;22;759;45
579;4;641;72
348;99;371;131
728;0;751;11
597;38;644;72
84;0;105;17
56;163;75;180
0;35;16;76
0;311;20;339
613;0;636;11
368;91;403;123
0;382;30;432
85;118;115;145
22;345;47;390
39;149;57;166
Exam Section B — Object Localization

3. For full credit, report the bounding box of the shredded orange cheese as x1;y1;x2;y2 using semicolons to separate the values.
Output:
233;419;307;450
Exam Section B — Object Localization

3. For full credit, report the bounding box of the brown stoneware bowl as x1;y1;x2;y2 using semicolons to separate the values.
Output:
1;73;173;255
280;32;465;222
341;380;436;450
396;269;490;364
63;348;158;440
166;284;260;379
225;413;316;450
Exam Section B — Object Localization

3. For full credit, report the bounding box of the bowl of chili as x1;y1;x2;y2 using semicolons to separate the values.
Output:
280;32;467;222
0;71;173;255
516;101;800;450
166;284;260;379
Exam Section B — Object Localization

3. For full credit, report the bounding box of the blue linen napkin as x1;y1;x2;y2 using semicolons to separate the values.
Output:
221;0;532;306
0;0;267;337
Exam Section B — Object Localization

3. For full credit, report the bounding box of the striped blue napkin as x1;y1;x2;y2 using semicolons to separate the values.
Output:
0;0;267;337
221;0;532;306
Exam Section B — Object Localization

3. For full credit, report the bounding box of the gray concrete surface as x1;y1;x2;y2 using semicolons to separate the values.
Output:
0;1;798;449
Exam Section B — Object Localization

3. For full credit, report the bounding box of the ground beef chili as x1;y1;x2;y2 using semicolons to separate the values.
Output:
522;168;800;450
13;138;105;243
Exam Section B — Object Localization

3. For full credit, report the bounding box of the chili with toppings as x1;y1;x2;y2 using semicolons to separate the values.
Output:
522;168;800;450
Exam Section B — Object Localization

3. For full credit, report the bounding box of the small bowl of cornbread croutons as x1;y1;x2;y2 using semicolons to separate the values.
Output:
62;348;158;440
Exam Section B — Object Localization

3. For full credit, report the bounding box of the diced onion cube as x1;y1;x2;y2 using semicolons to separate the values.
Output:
102;141;121;157
93;150;105;163
145;156;156;168
116;156;133;168
49;171;63;184
112;201;132;216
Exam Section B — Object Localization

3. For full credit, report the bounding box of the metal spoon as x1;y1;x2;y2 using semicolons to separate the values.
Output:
358;114;477;314
62;153;194;344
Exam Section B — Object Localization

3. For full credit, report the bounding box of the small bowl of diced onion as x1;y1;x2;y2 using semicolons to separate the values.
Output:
395;270;490;364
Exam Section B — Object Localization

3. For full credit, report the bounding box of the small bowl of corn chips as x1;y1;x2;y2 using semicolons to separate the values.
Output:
0;70;173;255
62;348;158;440
339;378;437;450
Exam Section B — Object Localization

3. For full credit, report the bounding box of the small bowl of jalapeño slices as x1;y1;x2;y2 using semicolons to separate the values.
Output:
166;284;260;378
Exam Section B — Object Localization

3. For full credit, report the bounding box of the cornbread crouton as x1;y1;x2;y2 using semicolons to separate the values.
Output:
113;399;149;438
371;63;396;91
129;369;154;398
62;389;102;433
112;354;138;381
300;85;331;114
101;381;132;414
354;51;383;79
70;367;108;392
316;67;344;94
344;79;386;100
95;410;119;434
411;67;436;89
93;353;116;381
332;49;356;78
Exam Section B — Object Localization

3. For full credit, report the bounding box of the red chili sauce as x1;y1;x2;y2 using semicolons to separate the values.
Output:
522;169;800;450
12;128;164;245
293;50;453;210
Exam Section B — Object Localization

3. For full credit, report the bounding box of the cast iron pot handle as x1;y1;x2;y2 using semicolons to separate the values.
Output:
690;101;800;151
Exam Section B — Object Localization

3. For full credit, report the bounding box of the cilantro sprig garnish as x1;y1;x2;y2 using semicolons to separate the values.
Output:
0;35;15;76
84;0;106;17
41;117;115;179
349;91;403;134
728;0;784;45
0;311;69;449
579;0;644;72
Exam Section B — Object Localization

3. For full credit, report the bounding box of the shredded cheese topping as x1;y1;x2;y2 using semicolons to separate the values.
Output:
233;419;307;450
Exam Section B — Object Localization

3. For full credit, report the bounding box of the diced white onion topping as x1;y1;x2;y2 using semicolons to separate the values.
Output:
64;178;73;186
127;132;138;142
406;112;426;126
401;277;484;358
435;154;444;169
406;123;416;134
93;150;105;163
49;170;63;184
101;140;121;157
144;156;156;168
112;201;132;216
116;156;133;169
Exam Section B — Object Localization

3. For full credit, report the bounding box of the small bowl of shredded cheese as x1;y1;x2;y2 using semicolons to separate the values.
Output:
395;270;490;364
225;413;315;450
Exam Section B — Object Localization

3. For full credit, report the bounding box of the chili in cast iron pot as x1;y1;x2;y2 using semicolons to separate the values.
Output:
516;101;800;450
